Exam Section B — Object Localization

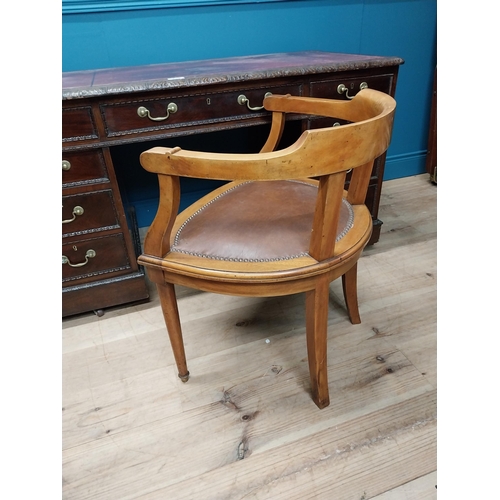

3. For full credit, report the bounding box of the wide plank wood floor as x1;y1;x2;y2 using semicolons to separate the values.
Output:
62;173;437;499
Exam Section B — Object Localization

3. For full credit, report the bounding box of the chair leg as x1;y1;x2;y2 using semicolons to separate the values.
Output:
305;279;330;409
156;282;190;382
342;262;361;325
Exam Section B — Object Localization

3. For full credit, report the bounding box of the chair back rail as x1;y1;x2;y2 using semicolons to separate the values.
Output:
139;89;395;182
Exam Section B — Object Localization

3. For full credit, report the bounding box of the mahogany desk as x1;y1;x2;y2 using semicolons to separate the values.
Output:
62;51;404;317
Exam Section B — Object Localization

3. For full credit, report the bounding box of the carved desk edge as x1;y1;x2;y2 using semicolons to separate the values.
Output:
62;51;405;99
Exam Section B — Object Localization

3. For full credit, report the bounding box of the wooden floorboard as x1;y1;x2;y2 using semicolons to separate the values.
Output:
62;174;437;499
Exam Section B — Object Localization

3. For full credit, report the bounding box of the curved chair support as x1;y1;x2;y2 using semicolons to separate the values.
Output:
138;89;396;409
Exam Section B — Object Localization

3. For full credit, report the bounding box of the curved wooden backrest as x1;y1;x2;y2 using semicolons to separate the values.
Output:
140;89;396;181
141;89;396;261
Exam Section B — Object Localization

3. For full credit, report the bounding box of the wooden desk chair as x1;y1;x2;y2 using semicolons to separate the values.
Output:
138;89;396;409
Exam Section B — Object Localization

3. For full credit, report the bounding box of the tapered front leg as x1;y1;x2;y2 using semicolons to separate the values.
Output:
156;282;190;382
342;262;361;325
305;278;330;409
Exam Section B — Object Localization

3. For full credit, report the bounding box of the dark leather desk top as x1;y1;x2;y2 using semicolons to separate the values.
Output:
62;51;404;100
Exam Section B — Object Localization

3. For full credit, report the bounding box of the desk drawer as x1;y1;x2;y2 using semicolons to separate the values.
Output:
62;233;131;284
62;106;98;142
310;74;393;100
62;190;119;237
100;83;302;138
62;149;109;188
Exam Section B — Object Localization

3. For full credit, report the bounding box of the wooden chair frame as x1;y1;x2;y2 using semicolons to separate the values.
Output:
138;89;396;409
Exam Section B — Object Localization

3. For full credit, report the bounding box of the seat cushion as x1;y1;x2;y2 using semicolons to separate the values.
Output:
171;180;354;262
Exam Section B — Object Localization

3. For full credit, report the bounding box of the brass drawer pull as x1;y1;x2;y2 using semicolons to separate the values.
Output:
337;82;368;99
137;103;178;121
62;205;84;224
62;249;96;268
237;92;272;111
62;160;71;171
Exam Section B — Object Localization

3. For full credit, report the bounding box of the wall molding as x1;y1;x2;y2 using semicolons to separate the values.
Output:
384;150;427;181
62;0;293;14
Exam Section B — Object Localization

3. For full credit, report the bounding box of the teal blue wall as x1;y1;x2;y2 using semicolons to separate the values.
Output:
63;0;436;224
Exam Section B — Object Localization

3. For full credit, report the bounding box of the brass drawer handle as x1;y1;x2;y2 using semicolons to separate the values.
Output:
62;160;71;171
62;249;96;268
337;82;368;99
137;103;178;121
62;205;84;224
237;92;272;111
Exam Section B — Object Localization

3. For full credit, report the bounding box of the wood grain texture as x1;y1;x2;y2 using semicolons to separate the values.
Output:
62;173;436;499
139;90;396;182
138;91;394;408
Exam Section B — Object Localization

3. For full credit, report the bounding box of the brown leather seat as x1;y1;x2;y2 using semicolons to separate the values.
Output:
138;89;396;409
171;180;353;262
